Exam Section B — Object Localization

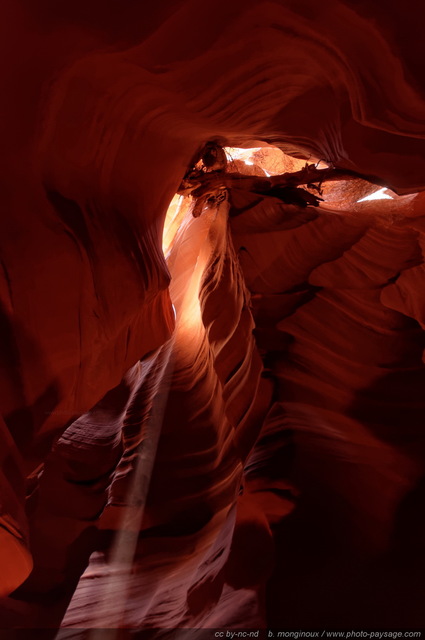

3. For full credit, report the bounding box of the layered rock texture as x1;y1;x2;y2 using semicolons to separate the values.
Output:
1;0;425;631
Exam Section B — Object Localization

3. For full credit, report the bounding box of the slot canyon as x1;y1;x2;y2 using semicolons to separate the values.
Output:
1;0;425;634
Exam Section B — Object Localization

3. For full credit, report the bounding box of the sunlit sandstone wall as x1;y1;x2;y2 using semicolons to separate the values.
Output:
47;194;273;629
229;178;425;626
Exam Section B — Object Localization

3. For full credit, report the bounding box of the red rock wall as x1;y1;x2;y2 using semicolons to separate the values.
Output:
231;186;425;626
1;0;425;629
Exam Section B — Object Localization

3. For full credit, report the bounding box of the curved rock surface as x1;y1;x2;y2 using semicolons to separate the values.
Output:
1;0;425;630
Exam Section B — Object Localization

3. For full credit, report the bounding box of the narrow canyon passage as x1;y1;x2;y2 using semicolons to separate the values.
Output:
60;151;273;629
1;0;425;632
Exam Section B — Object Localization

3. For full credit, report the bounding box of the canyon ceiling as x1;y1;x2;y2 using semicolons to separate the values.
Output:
1;0;425;633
